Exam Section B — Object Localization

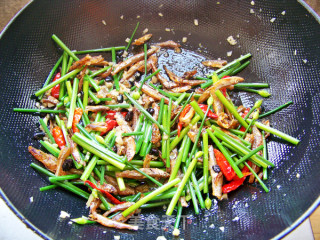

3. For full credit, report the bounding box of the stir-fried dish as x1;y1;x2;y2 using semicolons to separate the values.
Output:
14;23;299;236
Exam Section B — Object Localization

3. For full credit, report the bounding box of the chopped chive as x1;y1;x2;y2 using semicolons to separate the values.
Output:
139;69;161;92
235;83;269;88
262;131;268;180
59;52;68;99
74;46;125;54
38;55;63;100
84;75;100;92
65;81;73;99
236;145;264;165
35;68;82;96
166;152;202;215
40;185;57;191
259;101;293;119
244;162;269;192
175;92;187;105
174;202;183;231
168;136;187;182
166;98;172;168
125;22;140;51
231;60;251;75
215;90;249;128
49;174;81;182
140;200;171;209
234;86;271;97
98;98;112;102
51;34;79;61
202;132;209;194
39;119;55;143
158;98;165;125
67;78;79;129
122;178;180;217
106;104;130;109
122;132;144;137
14;108;66;114
170;93;194;127
247;119;300;145
149;83;178;100
124;92;168;134
88;89;100;104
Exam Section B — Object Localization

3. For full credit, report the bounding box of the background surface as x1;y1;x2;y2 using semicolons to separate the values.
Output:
0;0;319;239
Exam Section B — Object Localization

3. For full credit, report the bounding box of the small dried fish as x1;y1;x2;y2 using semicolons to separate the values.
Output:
133;34;153;45
28;146;57;173
115;168;170;179
156;40;181;52
208;145;223;200
202;59;227;68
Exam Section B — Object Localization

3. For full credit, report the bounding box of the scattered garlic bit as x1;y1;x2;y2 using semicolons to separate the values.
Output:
36;102;40;109
114;236;120;240
232;216;239;221
259;8;262;12
227;51;233;57
182;37;187;43
227;36;237;45
194;19;199;26
270;17;276;23
296;173;300;178
209;224;215;228
136;15;140;19
120;15;124;20
59;211;70;219
217;1;220;4
250;9;255;14
281;11;286;15
251;1;255;6
29;196;33;203
156;236;167;240
219;227;225;232
142;28;149;35
236;34;240;38
158;13;163;17
122;50;128;58
199;43;203;48
173;228;180;236
68;221;73;225
294;49;297;55
125;38;130;43
102;20;106;25
159;4;163;8
245;202;249;207
151;76;158;84
303;59;308;64
277;185;281;189
103;231;107;233
165;28;171;32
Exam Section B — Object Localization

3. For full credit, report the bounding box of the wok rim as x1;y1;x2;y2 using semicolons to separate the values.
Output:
0;0;319;239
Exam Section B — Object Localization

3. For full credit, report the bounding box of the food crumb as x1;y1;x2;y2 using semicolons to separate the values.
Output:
270;17;276;23
296;173;300;178
232;217;239;221
159;4;163;8
172;228;180;236
114;236;120;240
236;34;240;38
281;11;286;15
227;36;237;45
59;211;70;219
182;37;187;43
120;15;124;20
194;19;199;26
209;224;215;228
303;59;308;64
125;38;130;43
199;43;203;48
136;15;140;19
217;2;220;4
142;28;149;35
219;227;225;232
277;185;281;189
294;49;297;55
29;196;33;203
68;221;73;225
165;28;171;32
158;13;163;17
245;203;249;208
156;236;167;240
227;51;233;57
257;48;260;51
251;1;255;6
102;20;106;25
103;231;106;233
259;8;262;12
250;9;255;14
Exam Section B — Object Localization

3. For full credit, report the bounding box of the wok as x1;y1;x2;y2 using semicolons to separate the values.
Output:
0;0;319;239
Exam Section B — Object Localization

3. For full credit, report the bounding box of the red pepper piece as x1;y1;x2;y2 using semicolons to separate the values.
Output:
177;104;192;136
106;110;127;120
100;119;118;136
52;126;66;149
222;75;230;79
84;180;124;204
239;108;250;132
222;178;246;193
51;72;61;99
221;88;227;97
214;149;236;181
198;104;218;119
72;108;83;133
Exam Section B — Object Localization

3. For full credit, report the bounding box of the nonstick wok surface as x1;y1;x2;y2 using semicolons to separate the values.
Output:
0;0;319;239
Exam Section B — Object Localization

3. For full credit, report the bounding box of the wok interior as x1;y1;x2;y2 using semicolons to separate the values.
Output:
0;0;319;239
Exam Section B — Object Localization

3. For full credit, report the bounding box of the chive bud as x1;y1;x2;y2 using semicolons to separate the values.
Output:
132;91;140;100
71;217;95;225
64;97;70;105
195;151;204;159
257;90;271;98
252;110;260;120
207;96;214;106
205;197;212;210
254;99;263;108
95;135;106;145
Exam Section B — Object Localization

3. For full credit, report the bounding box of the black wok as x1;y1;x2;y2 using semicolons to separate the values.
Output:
0;0;319;239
